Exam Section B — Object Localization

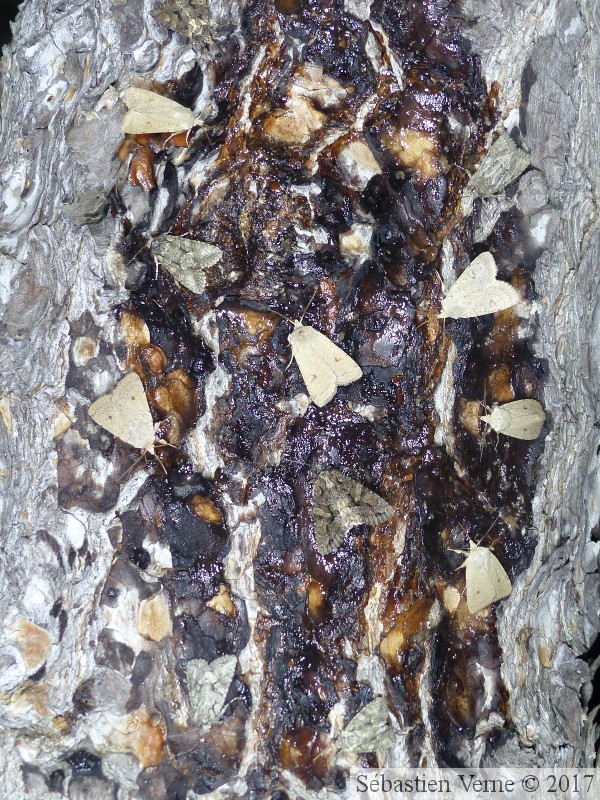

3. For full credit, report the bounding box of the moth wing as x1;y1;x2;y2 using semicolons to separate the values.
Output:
186;241;223;270
155;236;223;294
313;471;347;554
353;482;395;524
164;264;206;294
314;514;348;555
289;325;362;407
482;399;545;440
299;326;363;387
337;477;394;528
312;470;393;554
465;547;512;614
156;235;223;271
440;252;519;319
469;134;531;197
89;373;155;453
289;329;338;407
122;88;197;134
338;696;391;754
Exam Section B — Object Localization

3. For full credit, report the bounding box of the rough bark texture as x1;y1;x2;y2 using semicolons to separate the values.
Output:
0;1;598;798
462;0;600;766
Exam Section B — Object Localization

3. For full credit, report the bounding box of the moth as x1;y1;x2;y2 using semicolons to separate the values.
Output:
312;469;394;555
154;0;212;42
481;399;545;440
88;372;156;454
438;252;520;319
458;539;512;615
288;322;362;407
154;234;222;294
469;133;531;197
121;87;202;134
337;697;392;755
186;655;237;729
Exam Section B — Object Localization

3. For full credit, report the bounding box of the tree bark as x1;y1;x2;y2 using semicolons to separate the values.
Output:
0;1;597;798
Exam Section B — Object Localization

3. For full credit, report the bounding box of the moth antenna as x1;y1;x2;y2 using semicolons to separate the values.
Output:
116;451;149;482
416;304;443;332
232;299;295;326
431;267;449;343
449;546;469;565
415;307;434;330
165;119;198;149
470;515;501;549
153;421;181;469
450;522;474;559
230;291;318;327
298;285;319;324
482;514;500;540
117;440;177;480
272;307;295;325
154;441;178;472
154;440;178;450
487;533;503;551
123;239;153;271
479;380;490;459
152;452;168;476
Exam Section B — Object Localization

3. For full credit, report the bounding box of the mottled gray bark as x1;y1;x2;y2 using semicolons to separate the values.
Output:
461;0;600;767
0;1;597;798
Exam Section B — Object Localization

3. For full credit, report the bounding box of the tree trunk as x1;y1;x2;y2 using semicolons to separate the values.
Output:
0;1;597;798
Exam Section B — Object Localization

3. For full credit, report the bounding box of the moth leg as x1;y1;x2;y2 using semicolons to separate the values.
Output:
116;450;157;481
479;383;489;459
